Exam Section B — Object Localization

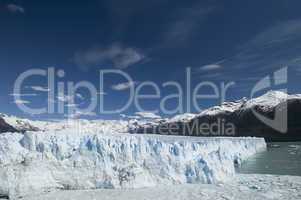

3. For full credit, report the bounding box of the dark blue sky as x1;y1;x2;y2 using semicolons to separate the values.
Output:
1;0;301;119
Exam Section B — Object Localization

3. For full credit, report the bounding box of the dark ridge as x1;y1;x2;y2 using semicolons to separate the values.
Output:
0;194;9;199
0;117;19;134
132;97;301;142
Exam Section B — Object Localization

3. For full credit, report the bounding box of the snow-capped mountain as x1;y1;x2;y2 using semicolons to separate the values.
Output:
197;91;298;118
133;91;301;141
0;114;40;133
168;113;198;123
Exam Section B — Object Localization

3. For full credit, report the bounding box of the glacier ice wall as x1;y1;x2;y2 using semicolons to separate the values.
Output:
0;132;266;198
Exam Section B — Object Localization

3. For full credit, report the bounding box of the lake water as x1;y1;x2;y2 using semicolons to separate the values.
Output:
237;142;301;176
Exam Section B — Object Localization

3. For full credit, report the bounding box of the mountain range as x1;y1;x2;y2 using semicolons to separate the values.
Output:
132;91;301;141
1;91;300;141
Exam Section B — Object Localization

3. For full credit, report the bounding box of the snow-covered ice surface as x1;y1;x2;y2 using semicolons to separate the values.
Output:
1;114;129;134
21;174;301;200
0;131;266;199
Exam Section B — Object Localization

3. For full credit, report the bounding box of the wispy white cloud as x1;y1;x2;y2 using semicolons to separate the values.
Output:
162;6;216;46
74;44;145;70
57;94;73;102
67;111;97;119
29;86;50;92
242;20;301;49
111;81;137;91
14;99;30;105
199;72;223;79
223;19;301;72
120;114;140;120
135;112;161;119
9;93;38;97
57;92;86;103
65;103;78;108
97;91;107;95
6;4;25;14
199;64;222;71
193;61;224;80
75;93;84;100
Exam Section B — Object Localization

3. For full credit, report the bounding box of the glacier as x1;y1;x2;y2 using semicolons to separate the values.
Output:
0;130;266;199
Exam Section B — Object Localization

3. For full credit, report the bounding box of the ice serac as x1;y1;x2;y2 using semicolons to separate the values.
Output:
0;131;266;199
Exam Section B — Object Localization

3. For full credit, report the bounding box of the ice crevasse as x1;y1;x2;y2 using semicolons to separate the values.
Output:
0;131;266;198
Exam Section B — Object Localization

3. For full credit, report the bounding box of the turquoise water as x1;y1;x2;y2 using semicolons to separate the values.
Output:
237;142;301;176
